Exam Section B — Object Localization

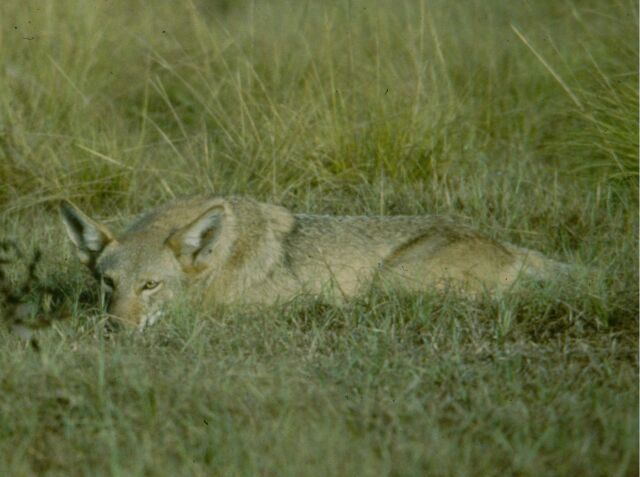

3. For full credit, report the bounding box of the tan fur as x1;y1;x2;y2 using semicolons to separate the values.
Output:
60;196;566;328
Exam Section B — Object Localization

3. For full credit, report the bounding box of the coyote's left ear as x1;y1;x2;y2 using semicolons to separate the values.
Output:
166;203;231;273
59;200;114;268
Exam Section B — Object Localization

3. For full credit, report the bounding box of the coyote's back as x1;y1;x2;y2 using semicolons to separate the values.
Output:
60;196;566;328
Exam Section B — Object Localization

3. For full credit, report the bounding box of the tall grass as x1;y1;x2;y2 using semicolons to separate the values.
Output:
0;0;637;475
0;0;636;210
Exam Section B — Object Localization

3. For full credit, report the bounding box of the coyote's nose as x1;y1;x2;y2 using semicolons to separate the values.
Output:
106;294;144;328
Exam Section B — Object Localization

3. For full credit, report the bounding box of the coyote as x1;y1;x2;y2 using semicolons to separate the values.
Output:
60;196;564;329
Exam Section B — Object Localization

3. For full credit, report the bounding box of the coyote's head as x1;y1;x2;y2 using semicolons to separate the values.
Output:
60;197;293;329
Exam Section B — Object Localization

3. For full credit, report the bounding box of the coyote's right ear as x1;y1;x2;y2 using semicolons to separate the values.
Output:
166;203;232;273
59;200;114;268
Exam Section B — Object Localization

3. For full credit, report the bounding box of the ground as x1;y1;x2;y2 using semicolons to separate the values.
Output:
0;1;637;476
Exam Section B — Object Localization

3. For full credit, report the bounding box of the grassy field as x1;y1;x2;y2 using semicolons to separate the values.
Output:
0;0;638;475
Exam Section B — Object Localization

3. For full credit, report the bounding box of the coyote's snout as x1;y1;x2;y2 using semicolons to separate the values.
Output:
60;196;565;328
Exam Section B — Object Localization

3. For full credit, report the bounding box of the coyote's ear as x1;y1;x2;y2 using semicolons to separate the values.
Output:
59;200;114;268
166;204;227;273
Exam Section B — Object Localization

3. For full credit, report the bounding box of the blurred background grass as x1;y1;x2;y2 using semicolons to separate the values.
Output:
0;1;637;475
0;0;636;211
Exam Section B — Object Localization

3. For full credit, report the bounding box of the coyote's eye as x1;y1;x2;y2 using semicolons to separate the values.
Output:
142;280;161;291
102;275;115;289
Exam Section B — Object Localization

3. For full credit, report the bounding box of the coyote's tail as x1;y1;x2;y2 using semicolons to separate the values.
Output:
507;245;571;281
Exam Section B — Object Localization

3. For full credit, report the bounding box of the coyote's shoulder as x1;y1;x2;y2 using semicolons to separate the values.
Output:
60;195;564;328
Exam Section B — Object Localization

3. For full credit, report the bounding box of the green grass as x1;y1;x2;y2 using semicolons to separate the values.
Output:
0;0;637;475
